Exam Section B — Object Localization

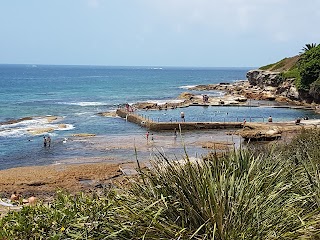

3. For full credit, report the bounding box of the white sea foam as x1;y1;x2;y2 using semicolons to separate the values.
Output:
0;117;74;138
75;112;92;116
0;129;25;138
60;101;107;107
179;85;197;89
0;118;48;130
147;99;184;106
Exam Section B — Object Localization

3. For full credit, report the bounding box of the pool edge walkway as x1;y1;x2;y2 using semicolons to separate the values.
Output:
116;108;244;131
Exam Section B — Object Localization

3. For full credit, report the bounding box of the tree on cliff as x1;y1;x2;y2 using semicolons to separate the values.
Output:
301;43;318;53
297;44;320;90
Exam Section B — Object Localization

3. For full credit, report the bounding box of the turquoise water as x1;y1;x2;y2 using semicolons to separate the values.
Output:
0;64;318;170
138;105;318;123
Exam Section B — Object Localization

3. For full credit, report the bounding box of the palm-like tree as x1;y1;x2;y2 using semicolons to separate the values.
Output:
301;43;318;53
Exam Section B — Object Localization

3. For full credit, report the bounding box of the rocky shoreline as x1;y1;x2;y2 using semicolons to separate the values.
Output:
114;70;320;143
131;75;319;113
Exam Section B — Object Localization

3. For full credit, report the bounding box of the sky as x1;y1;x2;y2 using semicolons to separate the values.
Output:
0;0;319;67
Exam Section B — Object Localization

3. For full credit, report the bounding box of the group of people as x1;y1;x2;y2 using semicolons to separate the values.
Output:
125;103;135;112
10;191;37;206
202;94;209;103
146;131;154;141
43;136;51;147
295;116;309;125
243;116;272;125
146;128;178;143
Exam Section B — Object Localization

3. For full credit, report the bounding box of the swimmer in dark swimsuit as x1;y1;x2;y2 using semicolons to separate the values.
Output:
43;136;47;147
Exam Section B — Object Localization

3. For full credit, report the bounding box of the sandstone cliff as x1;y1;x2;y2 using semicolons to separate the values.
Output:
247;70;298;100
246;69;314;104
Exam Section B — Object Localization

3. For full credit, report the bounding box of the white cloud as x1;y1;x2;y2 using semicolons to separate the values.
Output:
140;0;320;42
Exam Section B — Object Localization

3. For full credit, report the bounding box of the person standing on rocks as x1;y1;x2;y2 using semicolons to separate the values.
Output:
268;116;273;123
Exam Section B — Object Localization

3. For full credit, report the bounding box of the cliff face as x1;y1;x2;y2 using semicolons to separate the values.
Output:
246;70;283;87
246;69;314;103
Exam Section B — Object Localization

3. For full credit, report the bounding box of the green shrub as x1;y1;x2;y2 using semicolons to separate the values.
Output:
281;67;300;80
297;45;320;90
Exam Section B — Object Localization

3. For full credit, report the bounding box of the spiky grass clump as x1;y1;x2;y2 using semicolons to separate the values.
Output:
132;147;319;239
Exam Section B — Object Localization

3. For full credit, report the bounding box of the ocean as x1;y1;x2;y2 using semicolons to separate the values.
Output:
1;64;319;170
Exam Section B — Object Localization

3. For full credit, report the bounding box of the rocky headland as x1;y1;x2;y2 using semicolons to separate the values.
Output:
129;69;318;113
113;65;320;142
189;69;319;109
129;52;320;113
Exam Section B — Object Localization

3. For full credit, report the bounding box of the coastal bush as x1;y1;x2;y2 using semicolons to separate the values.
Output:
0;189;182;239
1;130;320;239
281;67;300;80
297;44;320;90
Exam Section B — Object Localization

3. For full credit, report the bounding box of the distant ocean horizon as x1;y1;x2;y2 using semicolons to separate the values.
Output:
0;64;319;170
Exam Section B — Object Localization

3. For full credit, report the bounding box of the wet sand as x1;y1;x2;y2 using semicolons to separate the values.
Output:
0;162;136;200
0;161;141;217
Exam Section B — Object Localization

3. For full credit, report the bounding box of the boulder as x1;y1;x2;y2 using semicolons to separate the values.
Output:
240;128;282;141
134;102;157;109
178;92;195;100
97;111;117;117
27;127;54;135
234;97;247;102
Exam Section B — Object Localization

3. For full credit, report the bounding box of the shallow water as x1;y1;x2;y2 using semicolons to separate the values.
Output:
138;105;319;123
0;65;319;170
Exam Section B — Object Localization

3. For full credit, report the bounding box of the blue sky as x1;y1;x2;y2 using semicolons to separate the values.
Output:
0;0;319;67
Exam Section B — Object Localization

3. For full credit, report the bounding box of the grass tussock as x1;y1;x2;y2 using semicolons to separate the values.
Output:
1;129;320;239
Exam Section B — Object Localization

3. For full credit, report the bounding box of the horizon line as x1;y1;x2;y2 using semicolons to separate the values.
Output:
0;63;256;69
